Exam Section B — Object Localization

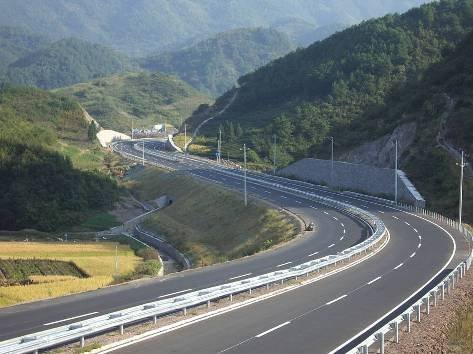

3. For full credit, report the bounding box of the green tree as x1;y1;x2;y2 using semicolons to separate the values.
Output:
87;121;97;141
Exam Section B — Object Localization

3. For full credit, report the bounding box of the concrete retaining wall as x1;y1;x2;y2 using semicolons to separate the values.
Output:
279;158;425;207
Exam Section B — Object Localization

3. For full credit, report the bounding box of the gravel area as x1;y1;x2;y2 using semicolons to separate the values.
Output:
386;264;473;353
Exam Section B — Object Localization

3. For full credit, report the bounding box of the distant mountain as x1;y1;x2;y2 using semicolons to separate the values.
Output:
140;28;296;96
0;26;50;76
0;0;432;56
0;84;119;231
55;72;211;132
4;38;137;89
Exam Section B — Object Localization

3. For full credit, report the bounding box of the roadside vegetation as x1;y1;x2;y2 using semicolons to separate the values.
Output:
126;167;299;266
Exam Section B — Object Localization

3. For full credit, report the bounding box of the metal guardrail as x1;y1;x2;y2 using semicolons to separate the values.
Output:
342;207;473;354
0;168;386;353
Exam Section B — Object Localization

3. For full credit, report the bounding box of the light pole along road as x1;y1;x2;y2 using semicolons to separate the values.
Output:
0;140;468;354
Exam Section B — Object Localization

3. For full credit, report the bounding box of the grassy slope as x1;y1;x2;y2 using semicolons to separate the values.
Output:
126;167;299;266
55;72;212;133
0;242;141;307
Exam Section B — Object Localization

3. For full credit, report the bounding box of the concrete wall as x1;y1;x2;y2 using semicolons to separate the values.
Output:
279;158;425;207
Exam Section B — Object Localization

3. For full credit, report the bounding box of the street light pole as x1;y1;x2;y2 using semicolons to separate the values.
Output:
184;124;187;154
328;137;334;188
457;150;468;226
273;134;277;175
142;140;145;166
243;143;247;206
218;128;222;163
395;139;398;204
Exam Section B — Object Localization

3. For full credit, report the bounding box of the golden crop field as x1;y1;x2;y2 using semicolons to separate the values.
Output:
0;242;142;307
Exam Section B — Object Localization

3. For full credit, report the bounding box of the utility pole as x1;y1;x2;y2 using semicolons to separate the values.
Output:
142;140;145;166
243;144;248;206
218;128;222;163
273;134;277;175
457;150;468;225
395;139;398;204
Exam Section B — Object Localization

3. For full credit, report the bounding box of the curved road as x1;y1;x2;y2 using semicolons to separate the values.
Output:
111;141;468;353
0;145;367;341
0;140;467;354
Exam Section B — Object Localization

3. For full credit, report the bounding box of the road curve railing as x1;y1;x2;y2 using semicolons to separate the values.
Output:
338;205;473;354
0;179;386;353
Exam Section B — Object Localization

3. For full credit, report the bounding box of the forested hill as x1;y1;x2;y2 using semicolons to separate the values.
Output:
0;0;431;56
0;26;50;76
0;84;119;231
55;72;211;132
191;0;473;219
201;0;473;156
3;38;137;89
140;28;296;96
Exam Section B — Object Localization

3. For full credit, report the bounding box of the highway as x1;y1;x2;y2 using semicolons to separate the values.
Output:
0;140;468;354
110;141;468;353
0;144;367;341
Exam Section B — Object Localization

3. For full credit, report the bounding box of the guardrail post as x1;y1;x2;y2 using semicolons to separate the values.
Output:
378;332;385;354
452;273;455;290
207;300;211;308
266;284;270;290
153;315;157;324
442;282;446;299
393;322;399;343
119;324;124;335
403;312;411;332
249;288;252;294
433;291;437;307
183;307;187;316
416;304;421;322
426;296;430;315
80;336;85;348
229;293;233;302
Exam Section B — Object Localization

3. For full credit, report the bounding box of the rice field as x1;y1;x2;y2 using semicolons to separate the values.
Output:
0;242;142;307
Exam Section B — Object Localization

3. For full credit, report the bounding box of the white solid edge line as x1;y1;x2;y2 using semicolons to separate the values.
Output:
393;263;404;270
44;312;99;326
276;261;292;268
326;294;348;305
96;230;391;354
367;276;382;285
255;321;291;338
229;273;253;281
327;209;457;354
